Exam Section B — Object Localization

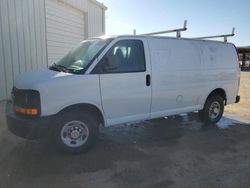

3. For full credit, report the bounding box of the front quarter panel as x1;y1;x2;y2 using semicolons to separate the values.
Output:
38;74;102;117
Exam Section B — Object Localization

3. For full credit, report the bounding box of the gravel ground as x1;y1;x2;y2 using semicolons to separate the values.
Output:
0;72;249;188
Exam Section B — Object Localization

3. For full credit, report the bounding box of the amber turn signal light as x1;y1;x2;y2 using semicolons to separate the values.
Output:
14;106;38;116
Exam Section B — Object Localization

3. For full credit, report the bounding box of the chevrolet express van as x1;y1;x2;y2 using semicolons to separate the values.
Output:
6;35;240;153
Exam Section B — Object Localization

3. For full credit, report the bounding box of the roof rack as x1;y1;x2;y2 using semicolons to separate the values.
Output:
133;21;235;43
135;20;187;38
193;28;235;42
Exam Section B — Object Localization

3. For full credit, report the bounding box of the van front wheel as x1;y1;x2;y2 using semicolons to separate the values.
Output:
199;96;224;124
55;111;99;154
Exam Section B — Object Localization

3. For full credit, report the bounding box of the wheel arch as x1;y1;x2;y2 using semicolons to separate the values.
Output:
58;103;106;127
204;88;227;107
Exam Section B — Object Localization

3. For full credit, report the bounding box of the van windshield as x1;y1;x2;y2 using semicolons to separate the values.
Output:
50;39;111;74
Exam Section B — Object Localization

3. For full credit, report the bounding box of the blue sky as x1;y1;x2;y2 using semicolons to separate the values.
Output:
101;0;250;46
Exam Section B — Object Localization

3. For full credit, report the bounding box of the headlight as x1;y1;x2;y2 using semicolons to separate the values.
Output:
12;87;41;116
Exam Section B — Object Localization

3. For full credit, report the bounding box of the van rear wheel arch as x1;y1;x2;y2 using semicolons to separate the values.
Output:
199;88;226;124
204;88;227;106
199;95;224;124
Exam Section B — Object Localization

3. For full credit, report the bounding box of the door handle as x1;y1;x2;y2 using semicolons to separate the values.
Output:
146;74;150;86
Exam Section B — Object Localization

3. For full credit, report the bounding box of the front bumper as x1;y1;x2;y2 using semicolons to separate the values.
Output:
5;101;55;140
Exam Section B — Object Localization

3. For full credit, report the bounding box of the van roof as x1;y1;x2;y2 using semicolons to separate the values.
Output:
98;35;234;45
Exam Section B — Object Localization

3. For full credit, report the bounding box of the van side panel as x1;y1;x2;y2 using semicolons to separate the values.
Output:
148;38;204;118
148;38;239;118
200;43;240;105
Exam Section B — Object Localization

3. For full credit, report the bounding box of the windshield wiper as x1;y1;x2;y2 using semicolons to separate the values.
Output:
49;63;60;72
50;63;84;74
50;63;68;72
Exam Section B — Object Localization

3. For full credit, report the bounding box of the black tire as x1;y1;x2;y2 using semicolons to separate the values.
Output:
54;111;99;154
198;110;204;121
199;96;224;124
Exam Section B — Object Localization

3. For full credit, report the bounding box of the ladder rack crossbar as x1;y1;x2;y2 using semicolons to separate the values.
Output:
140;20;187;38
133;21;235;43
193;28;235;42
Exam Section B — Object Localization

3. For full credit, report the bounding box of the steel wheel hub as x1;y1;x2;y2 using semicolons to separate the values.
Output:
70;130;81;139
61;120;89;148
209;101;221;120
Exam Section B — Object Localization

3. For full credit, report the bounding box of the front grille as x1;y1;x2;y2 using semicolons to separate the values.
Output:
12;87;41;115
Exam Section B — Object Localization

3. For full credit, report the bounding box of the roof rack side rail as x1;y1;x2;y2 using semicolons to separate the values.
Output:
138;20;187;38
193;27;235;42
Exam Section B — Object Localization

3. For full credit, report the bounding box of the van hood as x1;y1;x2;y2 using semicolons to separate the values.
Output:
14;69;73;90
13;68;101;117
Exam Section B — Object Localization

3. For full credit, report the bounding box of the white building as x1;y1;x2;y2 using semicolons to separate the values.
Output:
0;0;107;101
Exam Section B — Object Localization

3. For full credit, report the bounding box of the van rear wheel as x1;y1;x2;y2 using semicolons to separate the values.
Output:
54;111;99;154
199;96;224;124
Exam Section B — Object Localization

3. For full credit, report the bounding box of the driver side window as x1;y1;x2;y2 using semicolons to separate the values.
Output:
93;40;146;74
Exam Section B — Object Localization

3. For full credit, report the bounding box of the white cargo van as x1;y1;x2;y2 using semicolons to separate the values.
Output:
6;35;240;153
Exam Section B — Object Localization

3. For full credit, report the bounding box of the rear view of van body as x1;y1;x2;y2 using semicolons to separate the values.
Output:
6;36;240;153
